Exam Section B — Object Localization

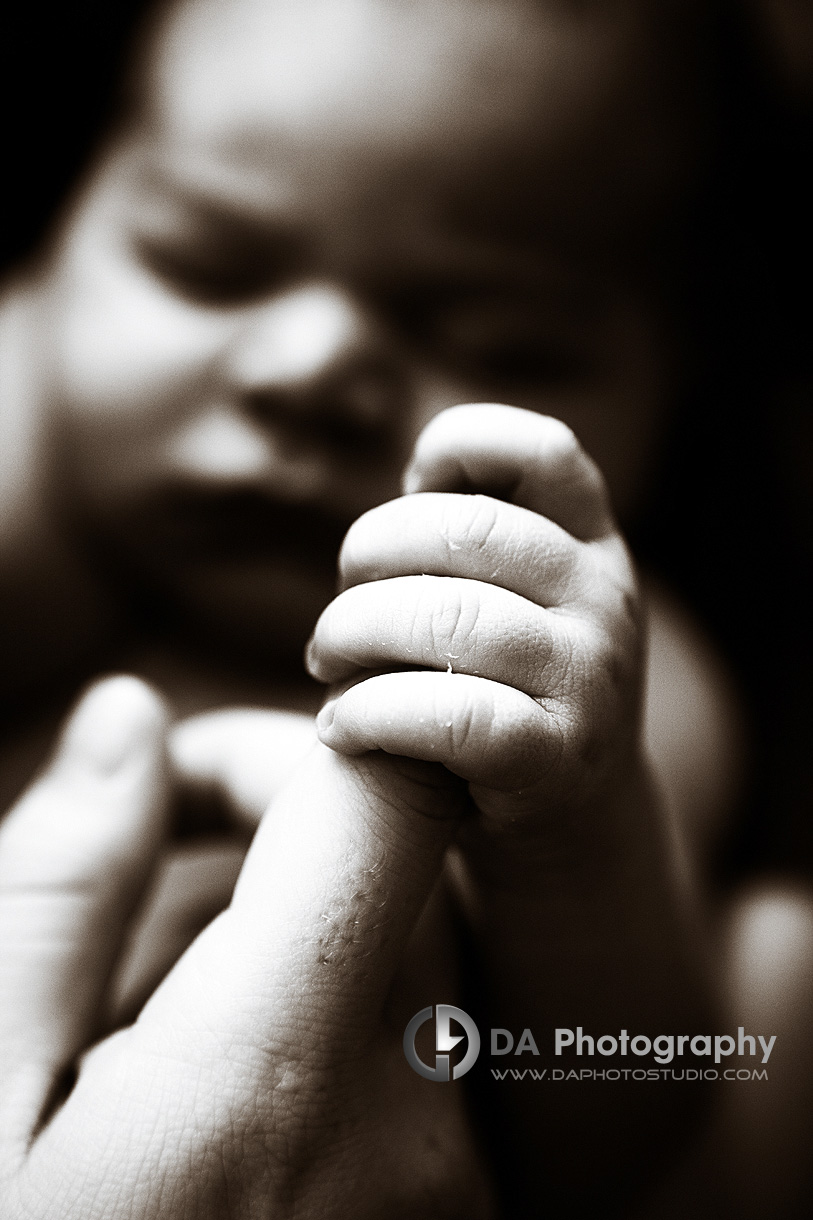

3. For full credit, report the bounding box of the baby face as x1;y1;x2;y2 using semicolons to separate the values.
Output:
33;0;701;662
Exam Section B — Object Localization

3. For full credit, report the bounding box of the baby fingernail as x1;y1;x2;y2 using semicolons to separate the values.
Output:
316;700;336;732
61;677;164;775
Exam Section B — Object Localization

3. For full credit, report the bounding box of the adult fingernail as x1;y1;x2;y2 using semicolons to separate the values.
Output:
60;677;164;775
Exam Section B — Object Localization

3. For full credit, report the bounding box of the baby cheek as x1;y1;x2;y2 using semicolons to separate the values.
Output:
45;282;233;506
50;227;230;432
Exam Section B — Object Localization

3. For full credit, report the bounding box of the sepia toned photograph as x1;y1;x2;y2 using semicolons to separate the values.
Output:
1;1;811;1216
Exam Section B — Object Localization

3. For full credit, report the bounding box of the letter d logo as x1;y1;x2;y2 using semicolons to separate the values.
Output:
403;1004;480;1080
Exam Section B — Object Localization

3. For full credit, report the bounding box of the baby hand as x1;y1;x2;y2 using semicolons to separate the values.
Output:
307;406;710;1211
307;404;645;855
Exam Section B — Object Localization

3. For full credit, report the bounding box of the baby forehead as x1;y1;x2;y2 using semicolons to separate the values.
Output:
140;0;636;157
123;0;697;253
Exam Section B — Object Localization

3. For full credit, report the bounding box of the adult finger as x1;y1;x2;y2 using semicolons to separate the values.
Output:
134;743;467;1073
0;677;169;1140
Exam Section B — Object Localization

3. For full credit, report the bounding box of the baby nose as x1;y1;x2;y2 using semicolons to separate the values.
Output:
226;282;403;437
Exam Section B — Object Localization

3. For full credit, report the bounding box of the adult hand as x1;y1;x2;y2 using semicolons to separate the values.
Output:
0;677;493;1218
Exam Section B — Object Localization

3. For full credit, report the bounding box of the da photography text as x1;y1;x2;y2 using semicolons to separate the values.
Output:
403;1006;776;1081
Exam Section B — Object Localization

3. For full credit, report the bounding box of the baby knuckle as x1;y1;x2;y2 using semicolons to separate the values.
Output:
424;582;482;663
440;494;500;557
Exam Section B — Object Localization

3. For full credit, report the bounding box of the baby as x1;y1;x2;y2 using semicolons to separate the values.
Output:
0;0;765;1215
1;0;716;709
1;0;741;856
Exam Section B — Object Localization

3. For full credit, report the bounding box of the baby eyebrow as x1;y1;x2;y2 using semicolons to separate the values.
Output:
136;157;305;247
